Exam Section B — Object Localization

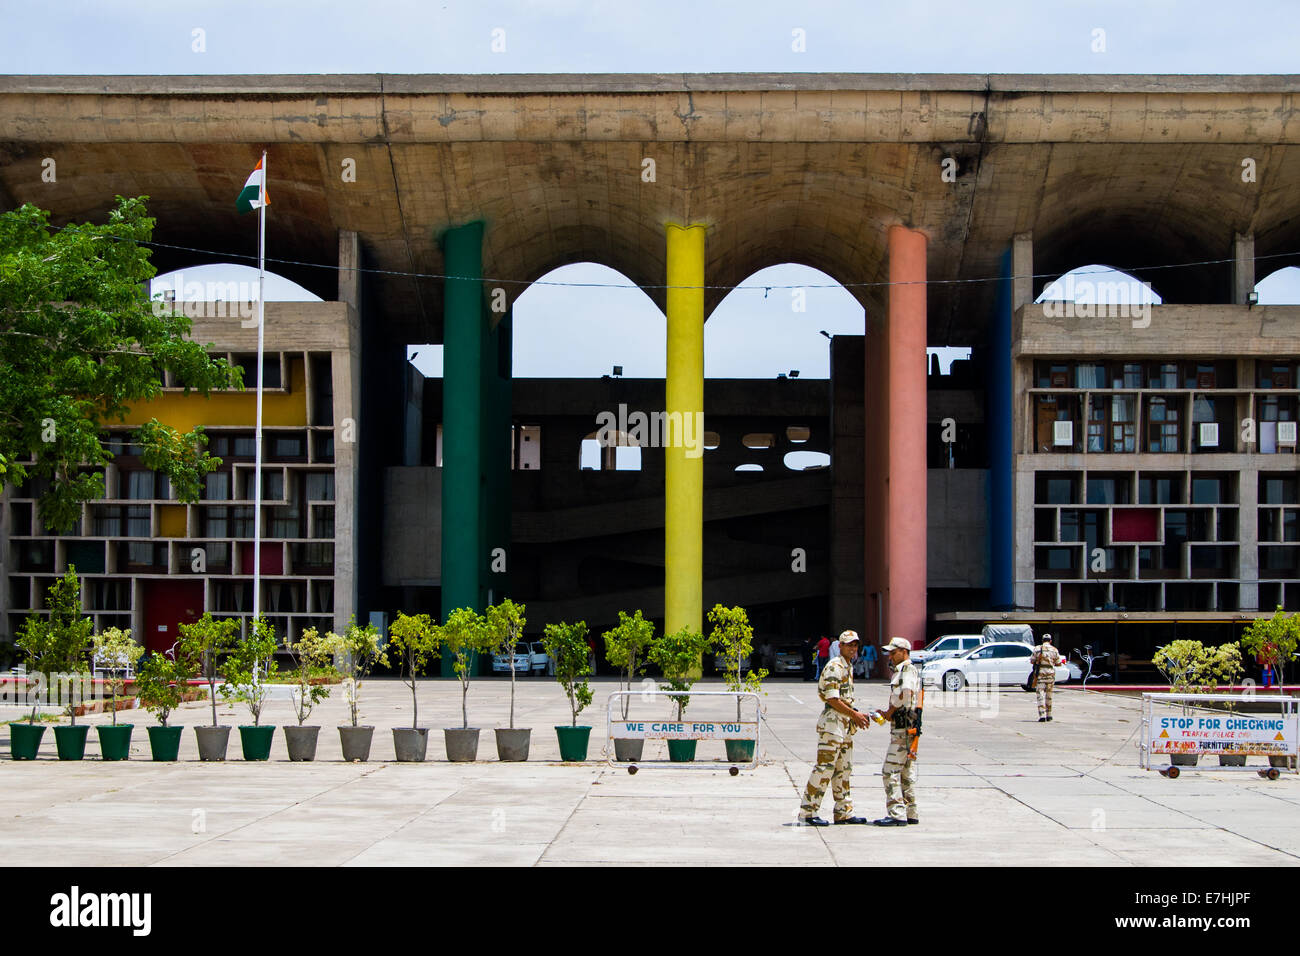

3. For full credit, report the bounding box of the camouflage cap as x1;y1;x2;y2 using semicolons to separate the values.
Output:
838;629;860;644
882;637;911;653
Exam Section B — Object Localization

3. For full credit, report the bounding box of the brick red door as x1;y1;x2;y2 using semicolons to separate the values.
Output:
142;580;205;655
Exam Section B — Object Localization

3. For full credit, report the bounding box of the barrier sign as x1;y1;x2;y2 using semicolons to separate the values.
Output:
1150;714;1300;756
609;720;758;741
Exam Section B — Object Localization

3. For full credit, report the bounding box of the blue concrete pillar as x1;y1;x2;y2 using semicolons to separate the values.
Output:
989;248;1014;609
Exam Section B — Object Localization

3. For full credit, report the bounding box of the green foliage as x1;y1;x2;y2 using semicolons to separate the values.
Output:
177;612;241;727
542;621;593;727
327;616;386;727
442;607;493;729
387;612;439;729
1241;608;1300;685
708;603;767;696
16;567;93;724
1154;640;1245;714
220;617;279;726
135;650;195;727
603;609;655;720
285;627;338;726
648;626;714;721
90;626;145;726
0;198;241;532
485;598;527;728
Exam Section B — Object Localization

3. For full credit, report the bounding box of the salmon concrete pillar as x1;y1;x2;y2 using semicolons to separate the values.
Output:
664;223;706;639
886;225;928;647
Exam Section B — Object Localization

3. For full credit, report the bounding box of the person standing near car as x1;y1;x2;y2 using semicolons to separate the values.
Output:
798;630;871;826
860;641;878;680
814;634;831;679
801;635;815;681
1032;633;1062;722
872;637;921;826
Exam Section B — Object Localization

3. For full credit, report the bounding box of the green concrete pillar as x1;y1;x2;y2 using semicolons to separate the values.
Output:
440;221;485;627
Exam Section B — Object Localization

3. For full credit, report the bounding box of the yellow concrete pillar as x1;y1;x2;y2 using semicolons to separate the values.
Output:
665;223;706;640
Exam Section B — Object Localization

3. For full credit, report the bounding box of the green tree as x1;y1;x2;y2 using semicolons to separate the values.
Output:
707;603;767;720
603;610;655;720
220;617;279;726
15;567;93;725
327;617;386;728
177;612;241;728
648;627;715;721
90;626;145;726
386;612;439;729
543;621;594;727
135;649;195;727
442;607;492;729
285;626;337;726
0;198;240;531
485;598;527;729
1241;607;1300;695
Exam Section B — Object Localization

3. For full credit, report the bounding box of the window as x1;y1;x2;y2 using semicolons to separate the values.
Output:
1036;473;1078;505
1075;364;1106;389
204;472;231;501
234;353;282;389
1191;475;1231;504
304;472;335;501
1139;474;1182;505
1257;362;1296;389
1087;475;1130;505
1261;475;1298;505
1107;395;1136;452
994;645;1033;658
1146;396;1181;452
1148;363;1178;389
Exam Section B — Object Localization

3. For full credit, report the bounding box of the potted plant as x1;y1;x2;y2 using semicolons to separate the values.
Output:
708;603;766;763
90;626;145;760
135;648;195;761
442;607;492;762
387;611;439;762
603;610;655;762
178;613;241;761
648;626;715;762
1199;641;1246;765
222;616;280;761
15;568;94;760
542;620;594;761
282;626;337;762
1241;608;1300;770
1154;639;1236;768
330;617;385;762
486;599;531;761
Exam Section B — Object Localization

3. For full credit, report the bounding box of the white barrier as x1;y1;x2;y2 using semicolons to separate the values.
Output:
606;689;761;774
1139;692;1299;778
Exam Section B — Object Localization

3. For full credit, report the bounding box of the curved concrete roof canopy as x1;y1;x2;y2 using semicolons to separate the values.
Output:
2;73;1298;345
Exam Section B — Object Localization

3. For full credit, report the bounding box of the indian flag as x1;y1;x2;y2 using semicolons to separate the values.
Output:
236;159;269;214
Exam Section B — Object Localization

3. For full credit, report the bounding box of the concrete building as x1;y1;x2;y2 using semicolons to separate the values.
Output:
1;73;1298;677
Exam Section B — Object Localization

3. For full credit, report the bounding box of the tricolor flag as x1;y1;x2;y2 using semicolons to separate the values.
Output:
236;159;269;214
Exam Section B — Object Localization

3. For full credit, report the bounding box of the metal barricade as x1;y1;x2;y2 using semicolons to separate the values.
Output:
1139;692;1299;779
606;689;761;774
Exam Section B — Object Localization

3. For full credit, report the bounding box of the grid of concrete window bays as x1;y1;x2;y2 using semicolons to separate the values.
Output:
5;348;341;653
1028;358;1298;614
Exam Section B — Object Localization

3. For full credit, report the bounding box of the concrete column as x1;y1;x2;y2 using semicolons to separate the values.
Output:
664;223;705;638
440;221;486;620
1239;466;1259;611
886;225;927;646
1233;233;1255;305
334;230;361;632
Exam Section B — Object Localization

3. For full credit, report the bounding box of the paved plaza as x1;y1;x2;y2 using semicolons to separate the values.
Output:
2;677;1297;866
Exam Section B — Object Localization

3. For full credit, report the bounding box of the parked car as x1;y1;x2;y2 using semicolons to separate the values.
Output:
768;642;806;676
922;641;1073;691
494;641;550;676
912;634;982;666
712;652;752;674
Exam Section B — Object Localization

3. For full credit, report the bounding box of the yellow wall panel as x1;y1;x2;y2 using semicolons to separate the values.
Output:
119;357;308;430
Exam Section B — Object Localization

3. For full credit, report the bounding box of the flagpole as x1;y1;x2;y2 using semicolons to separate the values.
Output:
252;149;267;674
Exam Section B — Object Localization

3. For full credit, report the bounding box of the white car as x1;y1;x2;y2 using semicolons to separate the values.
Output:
493;641;550;676
912;634;983;666
922;642;1076;691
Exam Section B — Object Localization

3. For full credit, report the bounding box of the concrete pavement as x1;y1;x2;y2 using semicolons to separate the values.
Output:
2;676;1297;866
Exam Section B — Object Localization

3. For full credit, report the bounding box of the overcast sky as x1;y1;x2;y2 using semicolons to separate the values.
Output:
18;0;1300;378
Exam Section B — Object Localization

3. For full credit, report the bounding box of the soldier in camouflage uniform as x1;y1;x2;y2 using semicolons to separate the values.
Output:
873;637;921;826
798;630;871;826
1032;633;1063;722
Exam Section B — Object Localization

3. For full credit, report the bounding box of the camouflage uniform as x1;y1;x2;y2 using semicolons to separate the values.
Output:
1032;642;1062;719
882;658;921;822
801;655;857;822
